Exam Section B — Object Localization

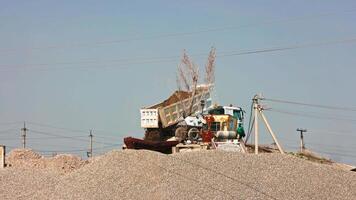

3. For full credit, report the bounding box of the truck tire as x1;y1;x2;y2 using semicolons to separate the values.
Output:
175;127;187;142
144;129;162;141
188;127;200;140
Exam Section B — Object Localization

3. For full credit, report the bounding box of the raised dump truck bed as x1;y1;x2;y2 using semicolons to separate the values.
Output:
141;90;211;129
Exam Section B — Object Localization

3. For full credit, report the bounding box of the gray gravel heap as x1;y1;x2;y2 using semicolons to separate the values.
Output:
1;149;355;200
6;149;87;174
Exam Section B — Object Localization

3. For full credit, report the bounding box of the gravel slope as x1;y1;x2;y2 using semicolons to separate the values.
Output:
1;149;355;200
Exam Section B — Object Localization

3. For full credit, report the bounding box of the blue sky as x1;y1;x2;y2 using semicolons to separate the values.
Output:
1;0;356;164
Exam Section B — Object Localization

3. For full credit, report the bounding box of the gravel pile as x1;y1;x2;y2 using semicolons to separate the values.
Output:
0;168;59;200
6;148;43;168
6;149;87;173
7;148;42;160
45;154;88;174
1;149;356;200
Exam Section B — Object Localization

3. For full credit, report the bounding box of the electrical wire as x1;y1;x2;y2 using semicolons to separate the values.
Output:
308;148;356;159
264;98;356;112
2;36;356;72
0;56;180;72
26;121;89;134
309;128;356;136
245;101;254;143
268;108;356;123
0;129;18;134
26;121;124;137
33;143;120;153
28;129;117;146
0;121;23;125
1;8;355;54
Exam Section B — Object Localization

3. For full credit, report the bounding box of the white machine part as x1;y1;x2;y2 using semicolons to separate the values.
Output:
184;115;206;127
223;106;242;116
140;109;159;128
215;131;237;139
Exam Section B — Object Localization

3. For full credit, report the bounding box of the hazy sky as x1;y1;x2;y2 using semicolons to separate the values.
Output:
1;0;356;164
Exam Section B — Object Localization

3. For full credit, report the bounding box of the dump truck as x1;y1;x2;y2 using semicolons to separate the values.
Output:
140;85;212;141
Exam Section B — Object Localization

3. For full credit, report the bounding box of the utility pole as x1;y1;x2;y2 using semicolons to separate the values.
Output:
88;130;93;158
251;94;285;154
297;128;307;153
253;96;259;154
21;122;28;149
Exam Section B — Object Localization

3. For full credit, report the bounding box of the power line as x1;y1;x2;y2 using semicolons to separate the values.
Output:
268;108;356;123
278;135;355;152
280;143;356;160
1;8;355;54
33;143;120;153
309;128;356;136
0;136;87;141
0;54;181;68
264;98;356;112
27;141;84;149
26;121;89;134
2;36;356;72
308;144;355;154
218;37;356;57
0;56;180;72
29;136;88;139
94;135;124;140
309;148;356;159
28;129;88;142
0;129;18;134
26;121;124;137
0;121;23;125
308;131;356;137
26;121;125;138
28;129;117;146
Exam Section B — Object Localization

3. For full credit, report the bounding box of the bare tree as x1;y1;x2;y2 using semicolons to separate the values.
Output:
176;48;216;116
204;47;216;85
176;50;199;116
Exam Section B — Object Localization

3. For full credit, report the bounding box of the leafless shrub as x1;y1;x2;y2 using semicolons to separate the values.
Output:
205;47;216;85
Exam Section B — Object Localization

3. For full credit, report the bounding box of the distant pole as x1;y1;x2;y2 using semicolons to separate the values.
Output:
21;122;28;149
88;130;93;157
253;96;259;154
297;128;307;153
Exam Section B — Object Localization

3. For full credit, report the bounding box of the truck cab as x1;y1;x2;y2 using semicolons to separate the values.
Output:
208;106;244;124
206;105;245;140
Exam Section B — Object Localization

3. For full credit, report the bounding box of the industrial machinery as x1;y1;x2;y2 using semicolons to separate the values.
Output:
203;106;246;152
140;85;212;141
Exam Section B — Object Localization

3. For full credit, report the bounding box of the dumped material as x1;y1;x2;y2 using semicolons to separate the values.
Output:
1;149;356;199
7;148;42;160
6;148;87;173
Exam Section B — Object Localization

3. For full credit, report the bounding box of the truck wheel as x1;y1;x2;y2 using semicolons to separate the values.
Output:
188;128;200;140
175;127;187;142
144;130;162;141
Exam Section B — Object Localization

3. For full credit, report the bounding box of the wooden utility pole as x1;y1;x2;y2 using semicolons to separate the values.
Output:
253;96;259;154
259;111;284;154
21;122;28;149
88;130;93;158
251;94;284;154
297;128;307;153
0;145;5;168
